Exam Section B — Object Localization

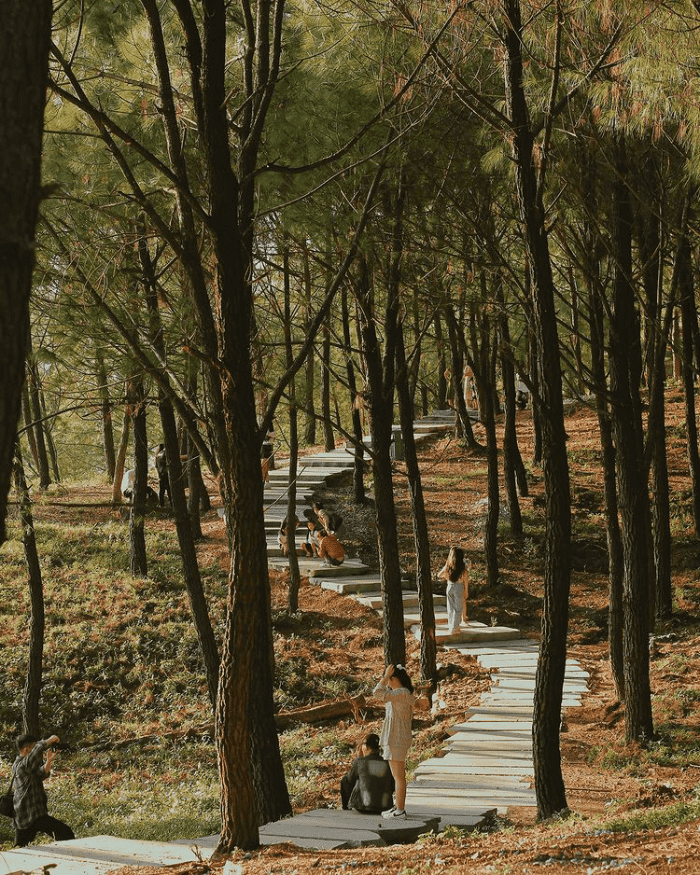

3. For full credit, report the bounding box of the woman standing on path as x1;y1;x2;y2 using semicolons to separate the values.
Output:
373;664;415;819
437;546;469;633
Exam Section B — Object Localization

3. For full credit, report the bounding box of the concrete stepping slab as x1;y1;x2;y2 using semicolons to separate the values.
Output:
0;835;208;875
413;624;522;645
433;749;534;764
415;761;533;777
414;775;532;793
465;705;534;719
447;721;533;736
258;821;384;849
402;807;494;831
256;808;439;850
320;576;397;592
355;591;447;610
405;786;536;805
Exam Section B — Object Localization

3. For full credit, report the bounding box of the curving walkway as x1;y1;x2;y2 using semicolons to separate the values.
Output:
0;411;588;870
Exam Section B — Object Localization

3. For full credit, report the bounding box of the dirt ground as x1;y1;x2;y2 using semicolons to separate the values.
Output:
33;392;700;873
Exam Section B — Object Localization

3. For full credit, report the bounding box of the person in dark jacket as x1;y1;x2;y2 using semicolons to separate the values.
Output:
340;732;395;813
12;733;74;847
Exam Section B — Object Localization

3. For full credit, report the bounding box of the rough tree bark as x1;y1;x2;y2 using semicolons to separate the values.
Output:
13;445;45;737
0;0;52;544
502;0;571;818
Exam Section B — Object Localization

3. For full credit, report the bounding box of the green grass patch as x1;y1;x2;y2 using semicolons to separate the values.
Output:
603;798;700;834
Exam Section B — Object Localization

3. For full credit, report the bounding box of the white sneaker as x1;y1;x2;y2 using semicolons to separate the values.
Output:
382;806;407;819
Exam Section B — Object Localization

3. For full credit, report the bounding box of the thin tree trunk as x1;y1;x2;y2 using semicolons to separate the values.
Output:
499;307;523;536
679;233;700;535
128;375;148;577
13;444;44;736
21;384;39;471
283;243;302;613
434;310;448;410
321;307;334;452
467;297;500;586
503;0;571;818
140;225;219;707
39;386;60;483
609;136;654;744
96;351;116;482
396;320;436;684
356;247;405;667
342;288;366;505
303;245;316;446
112;404;131;504
444;305;482;451
25;333;50;489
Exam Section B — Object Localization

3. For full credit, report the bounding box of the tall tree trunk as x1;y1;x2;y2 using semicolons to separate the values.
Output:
39;385;60;484
302;245;316;446
283;243;302;613
503;0;571;818
396;319;436;684
143;0;292;849
578;129;625;699
140;225;220;708
636;180;672;621
679;233;700;535
609;137;654;744
21;384;39;471
356;246;405;667
444;305;482;451
434;309;448;410
26;333;51;489
467;297;500;586
321;307;334;451
112;404;131;504
499;307;523;536
128;375;148;577
0;0;52;545
341;288;366;505
96;351;116;482
13;444;44;736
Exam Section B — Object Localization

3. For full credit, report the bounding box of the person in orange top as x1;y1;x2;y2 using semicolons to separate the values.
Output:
317;530;345;566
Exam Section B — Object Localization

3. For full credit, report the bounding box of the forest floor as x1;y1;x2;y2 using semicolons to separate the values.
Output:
6;391;700;873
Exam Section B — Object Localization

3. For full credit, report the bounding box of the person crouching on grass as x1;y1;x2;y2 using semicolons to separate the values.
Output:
373;664;416;819
12;733;74;847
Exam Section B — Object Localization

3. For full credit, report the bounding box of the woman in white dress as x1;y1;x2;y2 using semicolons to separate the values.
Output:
437;546;469;633
373;664;415;819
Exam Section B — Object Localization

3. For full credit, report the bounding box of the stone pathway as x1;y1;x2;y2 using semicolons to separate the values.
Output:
0;410;590;871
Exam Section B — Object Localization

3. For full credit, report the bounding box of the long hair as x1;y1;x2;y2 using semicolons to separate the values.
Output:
392;665;414;693
445;546;468;583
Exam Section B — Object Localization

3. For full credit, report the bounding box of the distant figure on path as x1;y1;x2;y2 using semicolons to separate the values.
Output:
11;733;75;847
277;514;299;556
340;732;394;813
154;444;171;507
373;664;415;819
437;546;469;633
122;468;158;504
515;374;530;410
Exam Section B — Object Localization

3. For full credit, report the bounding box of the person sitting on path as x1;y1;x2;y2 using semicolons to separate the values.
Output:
373;664;415;819
340;732;395;814
12;733;75;847
277;514;299;556
317;529;345;566
313;501;343;535
437;545;469;634
300;509;318;557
